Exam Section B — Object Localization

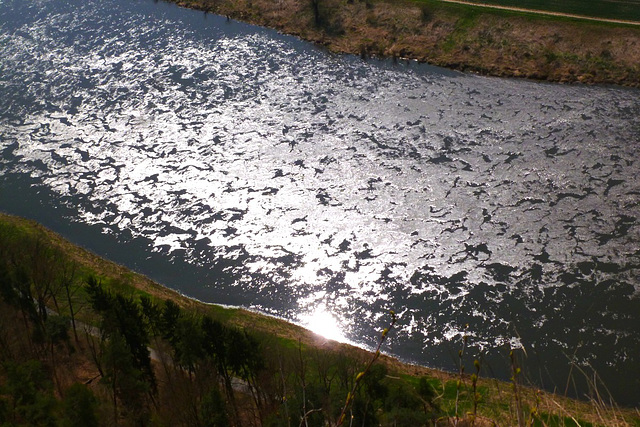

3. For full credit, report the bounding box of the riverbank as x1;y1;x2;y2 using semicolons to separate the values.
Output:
2;212;639;425
170;0;640;86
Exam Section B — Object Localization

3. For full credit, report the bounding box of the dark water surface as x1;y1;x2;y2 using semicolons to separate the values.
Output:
1;0;639;405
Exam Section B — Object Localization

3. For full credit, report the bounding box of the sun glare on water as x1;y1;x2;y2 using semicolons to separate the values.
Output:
300;305;347;343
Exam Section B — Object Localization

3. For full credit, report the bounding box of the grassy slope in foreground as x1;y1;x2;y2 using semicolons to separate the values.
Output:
170;0;640;87
1;211;639;425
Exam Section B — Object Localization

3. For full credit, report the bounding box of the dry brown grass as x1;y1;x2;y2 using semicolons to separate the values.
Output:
174;0;640;86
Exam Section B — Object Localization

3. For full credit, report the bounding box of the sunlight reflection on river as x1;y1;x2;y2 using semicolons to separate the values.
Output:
299;303;349;343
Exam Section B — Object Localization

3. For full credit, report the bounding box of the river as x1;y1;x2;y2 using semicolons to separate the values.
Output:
1;0;639;405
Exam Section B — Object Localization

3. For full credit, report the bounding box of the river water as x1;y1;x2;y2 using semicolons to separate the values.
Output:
1;0;639;405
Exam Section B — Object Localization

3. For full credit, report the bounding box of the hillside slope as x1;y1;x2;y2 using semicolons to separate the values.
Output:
1;212;639;425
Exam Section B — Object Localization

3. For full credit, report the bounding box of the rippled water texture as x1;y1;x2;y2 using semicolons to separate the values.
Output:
1;0;639;404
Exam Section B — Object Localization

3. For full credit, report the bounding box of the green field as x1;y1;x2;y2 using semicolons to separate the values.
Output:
451;0;640;21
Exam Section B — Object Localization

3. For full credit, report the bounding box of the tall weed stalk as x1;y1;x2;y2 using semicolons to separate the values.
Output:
335;310;396;427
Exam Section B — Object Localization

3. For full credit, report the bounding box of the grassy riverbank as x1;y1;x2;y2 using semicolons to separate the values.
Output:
168;0;640;86
1;211;639;425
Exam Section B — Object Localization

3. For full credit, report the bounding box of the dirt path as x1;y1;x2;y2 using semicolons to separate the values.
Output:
437;0;640;26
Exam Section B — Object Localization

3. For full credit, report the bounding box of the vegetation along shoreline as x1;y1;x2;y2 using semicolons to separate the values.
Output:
2;213;639;425
165;0;640;87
